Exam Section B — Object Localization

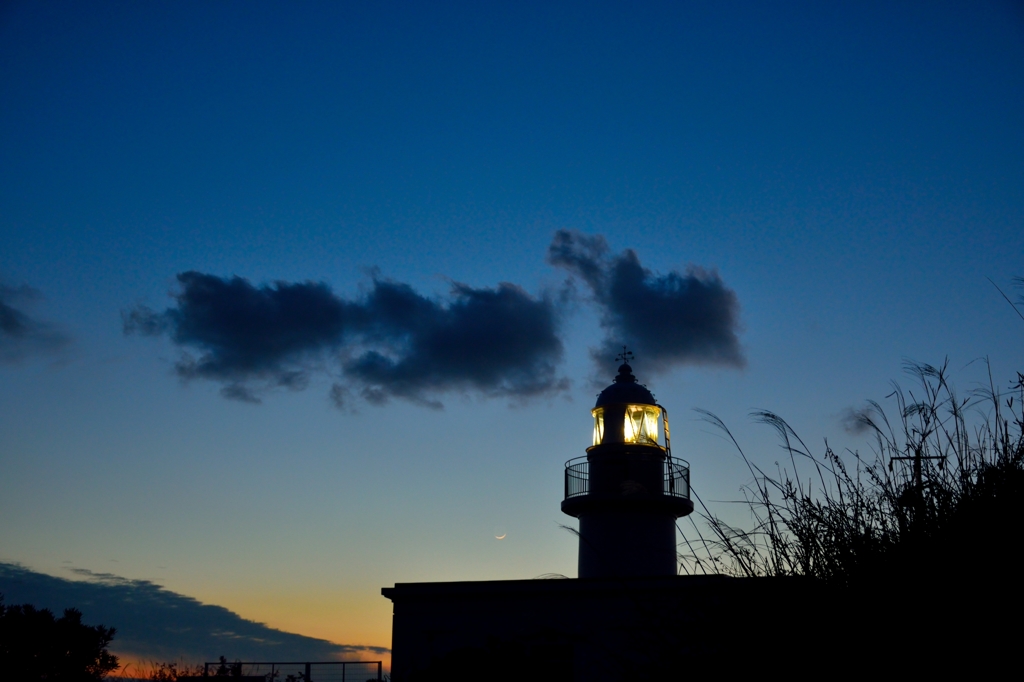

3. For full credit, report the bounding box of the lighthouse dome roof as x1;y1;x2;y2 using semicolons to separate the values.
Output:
594;362;656;408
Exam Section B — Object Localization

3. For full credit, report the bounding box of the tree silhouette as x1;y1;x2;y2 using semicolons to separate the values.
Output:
0;594;119;681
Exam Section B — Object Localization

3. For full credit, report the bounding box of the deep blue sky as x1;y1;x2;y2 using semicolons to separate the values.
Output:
2;0;1023;658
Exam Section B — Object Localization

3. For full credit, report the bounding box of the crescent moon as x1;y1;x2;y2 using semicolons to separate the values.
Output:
495;533;507;540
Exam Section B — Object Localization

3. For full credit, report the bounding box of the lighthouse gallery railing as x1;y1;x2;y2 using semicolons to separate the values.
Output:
564;457;690;501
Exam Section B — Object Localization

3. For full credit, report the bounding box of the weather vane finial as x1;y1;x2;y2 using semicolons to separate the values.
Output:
615;346;635;364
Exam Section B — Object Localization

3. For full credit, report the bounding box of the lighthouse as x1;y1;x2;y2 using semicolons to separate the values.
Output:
562;352;694;578
385;348;815;675
384;351;814;680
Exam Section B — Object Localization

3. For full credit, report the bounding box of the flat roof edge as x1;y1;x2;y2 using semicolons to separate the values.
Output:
381;574;748;601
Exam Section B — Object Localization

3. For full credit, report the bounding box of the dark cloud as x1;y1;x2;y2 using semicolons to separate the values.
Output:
124;272;347;401
342;281;565;407
547;230;744;373
839;405;874;435
328;383;351;411
125;271;565;406
0;284;70;363
0;562;387;662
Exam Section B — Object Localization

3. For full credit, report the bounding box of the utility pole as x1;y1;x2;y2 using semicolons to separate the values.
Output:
889;446;944;523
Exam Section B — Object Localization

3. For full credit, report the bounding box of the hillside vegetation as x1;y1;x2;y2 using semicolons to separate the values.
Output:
686;359;1024;672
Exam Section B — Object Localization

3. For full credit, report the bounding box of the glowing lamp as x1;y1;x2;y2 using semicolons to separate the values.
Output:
592;404;660;445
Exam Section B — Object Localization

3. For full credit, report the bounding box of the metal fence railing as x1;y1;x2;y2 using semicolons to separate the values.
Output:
199;661;383;682
664;459;690;499
564;456;690;501
565;458;589;498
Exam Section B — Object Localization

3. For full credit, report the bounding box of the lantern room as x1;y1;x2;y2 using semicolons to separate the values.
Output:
591;362;664;447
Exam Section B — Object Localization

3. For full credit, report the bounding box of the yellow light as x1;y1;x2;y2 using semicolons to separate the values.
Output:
645;406;659;442
624;405;660;445
624;407;639;442
592;408;605;445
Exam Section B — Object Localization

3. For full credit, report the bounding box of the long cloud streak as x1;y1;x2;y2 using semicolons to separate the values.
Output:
125;233;742;406
0;563;386;662
124;271;565;406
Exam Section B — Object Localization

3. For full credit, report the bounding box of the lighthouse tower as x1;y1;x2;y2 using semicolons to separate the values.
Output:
562;352;694;578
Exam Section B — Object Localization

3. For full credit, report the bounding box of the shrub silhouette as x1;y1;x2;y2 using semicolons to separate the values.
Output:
0;594;119;681
122;660;206;681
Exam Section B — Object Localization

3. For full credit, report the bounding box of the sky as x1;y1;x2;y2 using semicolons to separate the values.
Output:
2;0;1023;665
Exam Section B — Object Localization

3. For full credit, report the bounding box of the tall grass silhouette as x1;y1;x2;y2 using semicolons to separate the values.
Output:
687;360;1022;582
679;358;1024;672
